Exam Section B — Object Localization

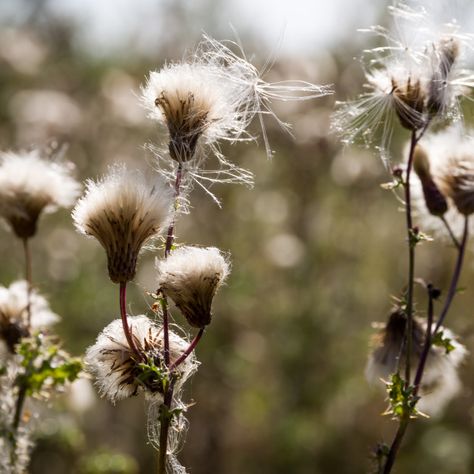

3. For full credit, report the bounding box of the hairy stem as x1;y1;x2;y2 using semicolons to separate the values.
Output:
159;163;183;474
119;282;141;359
170;328;204;371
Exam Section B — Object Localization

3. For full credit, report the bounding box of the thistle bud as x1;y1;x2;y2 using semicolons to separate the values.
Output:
413;146;448;216
157;246;230;328
73;165;172;283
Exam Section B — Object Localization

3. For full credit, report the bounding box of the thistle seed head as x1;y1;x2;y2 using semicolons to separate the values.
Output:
157;246;230;328
366;309;467;416
85;316;197;404
72;165;173;283
0;281;59;353
0;150;80;239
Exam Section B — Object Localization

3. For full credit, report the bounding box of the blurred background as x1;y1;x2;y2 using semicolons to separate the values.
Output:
1;0;474;473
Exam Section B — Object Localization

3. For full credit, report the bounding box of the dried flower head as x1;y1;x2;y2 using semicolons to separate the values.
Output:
0;280;59;353
72;165;172;283
333;3;474;156
142;34;332;201
157;246;230;328
411;127;474;237
85;316;197;404
366;309;467;416
0;150;80;238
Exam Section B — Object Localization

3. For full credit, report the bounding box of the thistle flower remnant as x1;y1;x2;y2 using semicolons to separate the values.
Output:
333;3;474;151
411;127;474;237
85;316;197;404
72;165;172;283
157;246;230;328
0;150;80;238
365;310;467;416
142;63;245;163
0;280;59;353
141;35;332;194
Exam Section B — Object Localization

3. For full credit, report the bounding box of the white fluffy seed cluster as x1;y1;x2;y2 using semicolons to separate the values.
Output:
0;280;59;353
72;165;172;283
0;151;80;238
365;310;467;416
156;246;230;328
332;3;474;152
84;316;197;404
141;35;331;198
411;127;474;238
142;62;248;163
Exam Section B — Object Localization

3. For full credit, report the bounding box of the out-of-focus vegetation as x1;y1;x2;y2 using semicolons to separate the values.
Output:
1;1;474;473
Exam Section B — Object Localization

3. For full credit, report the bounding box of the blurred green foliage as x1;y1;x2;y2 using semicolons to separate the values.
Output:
1;1;474;473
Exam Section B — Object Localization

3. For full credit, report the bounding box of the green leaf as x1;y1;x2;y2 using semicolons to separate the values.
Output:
432;331;455;354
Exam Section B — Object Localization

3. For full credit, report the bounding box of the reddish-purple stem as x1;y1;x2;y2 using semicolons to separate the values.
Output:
119;282;141;359
170;328;204;371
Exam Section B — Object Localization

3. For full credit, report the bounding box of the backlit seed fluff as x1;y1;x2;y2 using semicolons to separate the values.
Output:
365;310;467;416
84;316;197;404
142;62;245;163
72;165;172;283
0;280;59;353
141;35;331;197
411;127;474;237
157;246;230;328
0;150;80;238
332;3;474;152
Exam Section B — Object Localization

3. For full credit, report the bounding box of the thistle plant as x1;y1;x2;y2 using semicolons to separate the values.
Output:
334;3;474;473
0;149;82;473
78;34;332;473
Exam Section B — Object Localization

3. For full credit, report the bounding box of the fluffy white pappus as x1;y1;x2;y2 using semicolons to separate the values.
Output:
157;246;230;328
0;150;80;238
365;310;467;417
411;126;474;239
142;34;332;204
332;2;474;156
0;280;59;353
85;316;198;404
72;165;173;283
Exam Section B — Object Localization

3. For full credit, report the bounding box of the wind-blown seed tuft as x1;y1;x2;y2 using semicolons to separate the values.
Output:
0;150;80;238
332;3;474;156
72;165;173;283
156;246;230;328
141;35;332;202
85;316;197;404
